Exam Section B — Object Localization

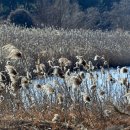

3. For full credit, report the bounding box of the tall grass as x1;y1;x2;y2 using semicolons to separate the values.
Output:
0;24;130;71
0;24;130;129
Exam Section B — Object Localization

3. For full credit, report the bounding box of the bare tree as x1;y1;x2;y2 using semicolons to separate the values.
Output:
83;7;101;29
35;0;85;28
109;0;130;30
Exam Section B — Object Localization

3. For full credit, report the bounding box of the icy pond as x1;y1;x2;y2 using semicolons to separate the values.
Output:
20;67;130;108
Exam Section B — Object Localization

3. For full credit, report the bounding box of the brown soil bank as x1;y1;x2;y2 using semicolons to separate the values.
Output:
0;24;130;70
0;115;130;130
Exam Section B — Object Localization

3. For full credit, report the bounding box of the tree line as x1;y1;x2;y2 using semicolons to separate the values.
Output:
0;0;130;30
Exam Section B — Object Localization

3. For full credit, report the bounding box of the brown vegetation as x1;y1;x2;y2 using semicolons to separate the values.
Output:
0;25;130;129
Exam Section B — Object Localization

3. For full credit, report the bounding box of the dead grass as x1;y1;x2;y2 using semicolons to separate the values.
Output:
0;24;130;73
0;24;130;130
0;106;130;130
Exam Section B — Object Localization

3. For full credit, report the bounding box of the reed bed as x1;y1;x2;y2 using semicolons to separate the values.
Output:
0;24;130;129
0;24;130;70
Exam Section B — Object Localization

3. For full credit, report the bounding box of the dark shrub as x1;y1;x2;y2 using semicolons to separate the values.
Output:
8;9;34;28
